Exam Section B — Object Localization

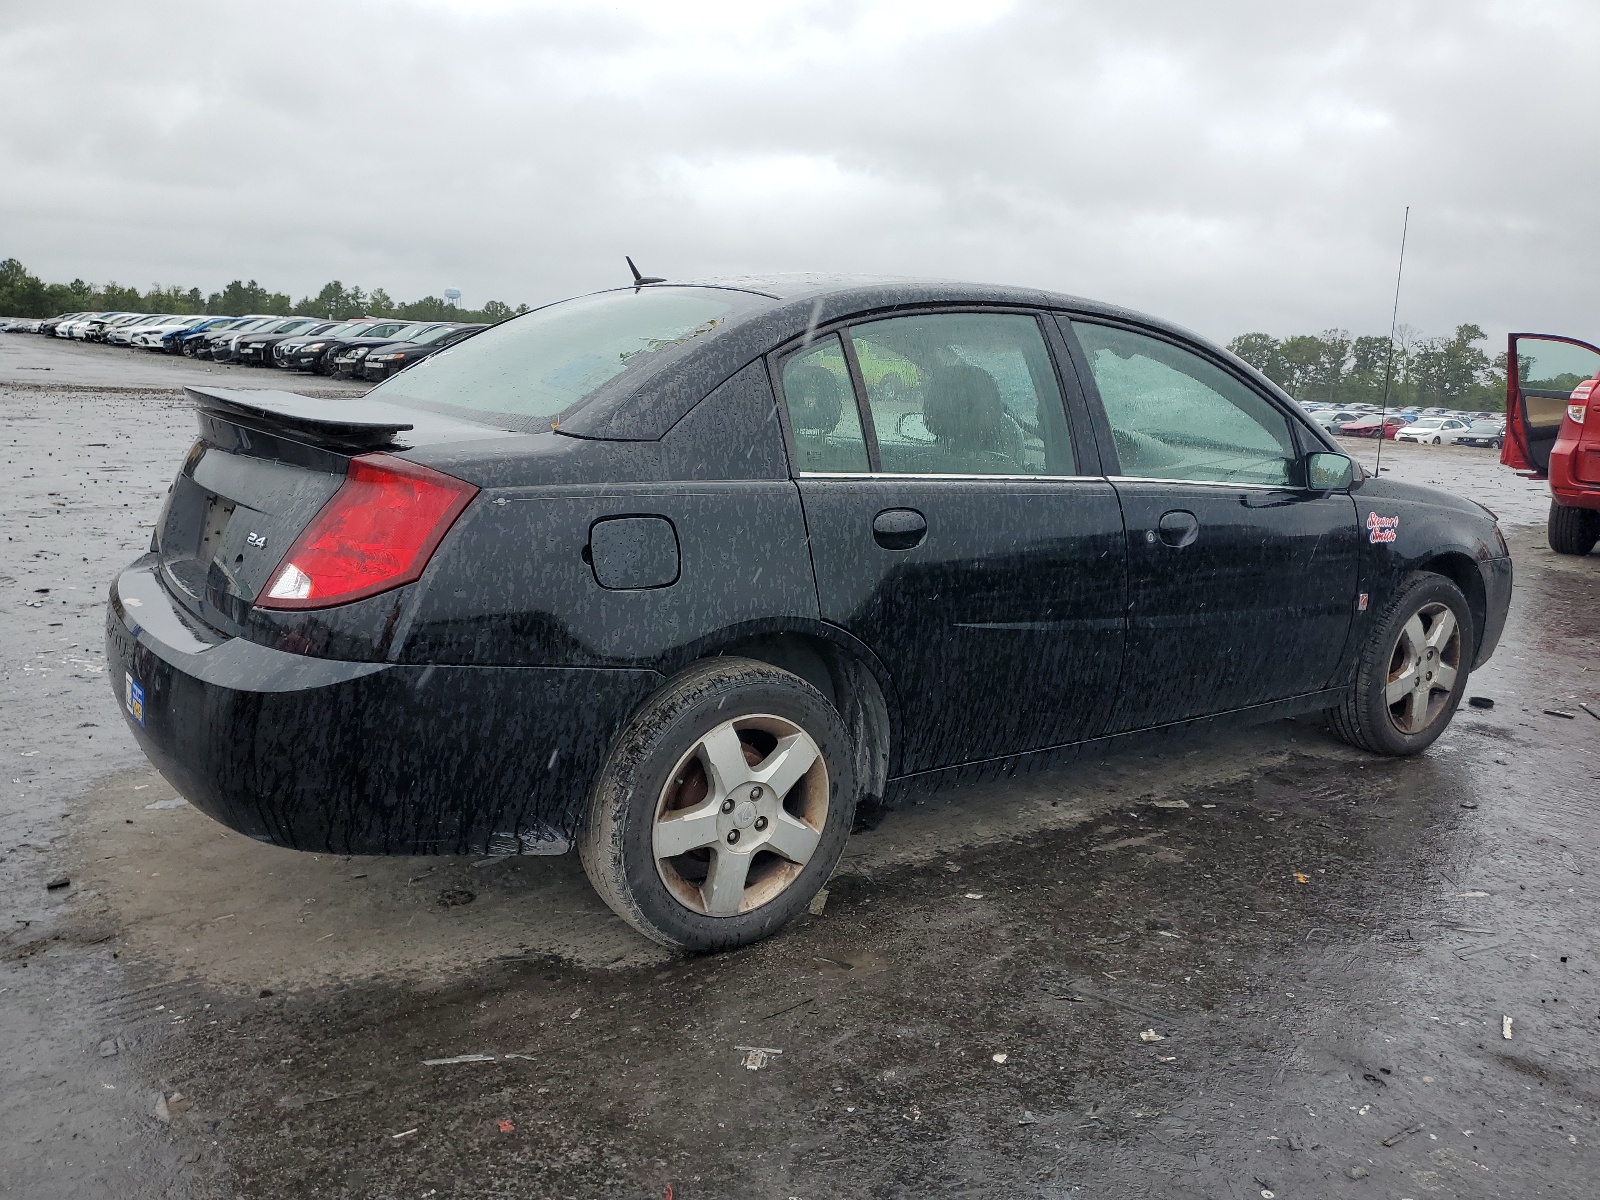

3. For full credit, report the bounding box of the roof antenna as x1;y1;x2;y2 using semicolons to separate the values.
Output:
626;256;666;289
1372;207;1410;478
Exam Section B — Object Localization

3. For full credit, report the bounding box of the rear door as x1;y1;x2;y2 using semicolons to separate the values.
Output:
1062;318;1360;731
1502;334;1600;475
781;311;1126;774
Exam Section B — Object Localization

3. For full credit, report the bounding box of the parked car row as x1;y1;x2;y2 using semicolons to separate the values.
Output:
0;311;487;381
1300;401;1505;448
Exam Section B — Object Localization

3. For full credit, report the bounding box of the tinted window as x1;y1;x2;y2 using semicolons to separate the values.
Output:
846;313;1073;476
1074;322;1296;485
779;334;869;472
371;287;745;424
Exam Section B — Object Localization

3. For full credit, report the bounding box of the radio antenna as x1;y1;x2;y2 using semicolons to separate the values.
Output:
1372;207;1410;477
626;256;666;289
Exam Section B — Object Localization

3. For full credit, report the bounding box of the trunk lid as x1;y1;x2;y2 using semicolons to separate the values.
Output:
154;387;510;631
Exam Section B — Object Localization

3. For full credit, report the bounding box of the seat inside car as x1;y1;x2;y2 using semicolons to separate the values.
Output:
917;362;1024;473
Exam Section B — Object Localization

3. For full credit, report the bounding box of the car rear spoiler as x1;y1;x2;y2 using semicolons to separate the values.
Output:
186;386;414;453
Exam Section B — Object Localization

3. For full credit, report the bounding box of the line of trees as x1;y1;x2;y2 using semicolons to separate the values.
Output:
0;258;529;325
1226;324;1507;410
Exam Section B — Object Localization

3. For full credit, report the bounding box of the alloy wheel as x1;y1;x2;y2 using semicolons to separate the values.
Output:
1384;601;1461;734
652;715;828;917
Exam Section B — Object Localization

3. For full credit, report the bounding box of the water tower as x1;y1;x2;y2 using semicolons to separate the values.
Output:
443;288;461;308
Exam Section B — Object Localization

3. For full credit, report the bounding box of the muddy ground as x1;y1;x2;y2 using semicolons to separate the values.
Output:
2;335;1596;1198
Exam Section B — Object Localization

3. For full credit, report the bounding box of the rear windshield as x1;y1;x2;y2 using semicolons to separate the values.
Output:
369;287;751;428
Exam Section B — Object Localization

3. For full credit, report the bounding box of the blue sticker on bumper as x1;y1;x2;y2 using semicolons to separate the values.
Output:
124;673;145;726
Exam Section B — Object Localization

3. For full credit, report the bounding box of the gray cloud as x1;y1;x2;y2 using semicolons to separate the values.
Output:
3;0;1596;345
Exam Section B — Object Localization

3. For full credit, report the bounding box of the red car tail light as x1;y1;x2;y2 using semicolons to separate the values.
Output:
1568;377;1596;425
258;454;477;610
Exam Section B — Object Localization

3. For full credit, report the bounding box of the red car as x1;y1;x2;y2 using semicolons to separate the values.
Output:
1340;414;1410;439
1502;332;1600;554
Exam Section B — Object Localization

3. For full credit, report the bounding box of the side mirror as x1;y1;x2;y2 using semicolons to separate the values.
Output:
1306;451;1354;491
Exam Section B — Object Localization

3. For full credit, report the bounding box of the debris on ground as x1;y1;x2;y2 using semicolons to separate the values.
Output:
438;888;475;907
258;989;274;998
97;1038;117;1057
1348;1165;1370;1179
1503;1015;1514;1040
1543;709;1576;719
1139;1030;1166;1043
391;1128;418;1140
423;1054;498;1066
1017;1110;1039;1125
1468;696;1494;709
143;797;187;810
1580;702;1600;721
1151;798;1190;809
497;1119;515;1133
807;888;829;916
1381;1122;1424;1147
154;1092;192;1122
944;861;961;873
992;1052;1009;1063
734;1045;781;1070
46;875;70;890
1460;801;1479;809
964;892;985;900
1293;872;1310;884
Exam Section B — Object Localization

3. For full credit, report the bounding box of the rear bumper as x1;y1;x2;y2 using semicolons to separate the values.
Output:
105;558;663;856
1473;555;1513;669
1550;432;1600;510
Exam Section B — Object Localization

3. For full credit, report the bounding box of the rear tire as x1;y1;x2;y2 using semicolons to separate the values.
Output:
579;658;857;952
1548;500;1600;556
1327;573;1472;756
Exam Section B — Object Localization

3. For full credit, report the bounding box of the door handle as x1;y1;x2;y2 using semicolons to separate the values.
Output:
1157;510;1199;548
872;508;927;550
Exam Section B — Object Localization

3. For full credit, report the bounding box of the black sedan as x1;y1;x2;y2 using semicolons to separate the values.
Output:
194;316;305;362
1454;421;1505;449
275;319;417;373
106;276;1513;952
326;322;445;378
356;322;488;381
233;319;339;367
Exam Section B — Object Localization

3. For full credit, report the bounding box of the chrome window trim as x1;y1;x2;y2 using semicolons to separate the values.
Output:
796;471;1108;482
1108;475;1302;492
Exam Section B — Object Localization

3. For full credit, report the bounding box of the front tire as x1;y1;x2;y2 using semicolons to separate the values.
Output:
1327;573;1472;755
1548;500;1600;556
579;658;857;952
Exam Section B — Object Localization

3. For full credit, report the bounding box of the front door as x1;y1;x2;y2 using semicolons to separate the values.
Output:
1501;334;1600;476
778;313;1126;774
1064;319;1360;731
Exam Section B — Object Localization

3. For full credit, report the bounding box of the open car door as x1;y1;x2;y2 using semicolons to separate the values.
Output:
1502;333;1600;476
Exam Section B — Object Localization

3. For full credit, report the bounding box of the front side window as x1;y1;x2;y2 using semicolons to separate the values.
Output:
848;312;1072;476
1073;322;1297;486
779;333;869;472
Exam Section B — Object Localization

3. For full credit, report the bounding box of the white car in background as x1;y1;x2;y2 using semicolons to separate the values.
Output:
106;314;176;346
128;315;208;349
1394;416;1471;445
56;311;119;338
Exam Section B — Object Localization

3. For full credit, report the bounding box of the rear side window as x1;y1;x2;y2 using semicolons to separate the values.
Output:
847;312;1073;476
1073;322;1297;486
779;334;869;472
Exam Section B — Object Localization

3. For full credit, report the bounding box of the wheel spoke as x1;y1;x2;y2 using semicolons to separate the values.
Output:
764;811;821;865
1385;663;1418;705
1425;608;1457;653
1398;614;1426;660
751;732;820;800
654;803;722;858
698;723;752;801
1406;681;1430;730
702;848;751;916
1432;663;1458;694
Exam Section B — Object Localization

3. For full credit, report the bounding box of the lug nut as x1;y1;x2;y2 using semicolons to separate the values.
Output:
727;830;740;845
750;786;763;800
721;799;735;814
754;816;768;831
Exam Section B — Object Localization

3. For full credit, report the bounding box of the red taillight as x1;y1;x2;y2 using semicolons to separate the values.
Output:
1569;377;1596;426
258;453;477;610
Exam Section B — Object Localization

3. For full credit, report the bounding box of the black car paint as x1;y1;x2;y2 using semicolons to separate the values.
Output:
106;277;1512;858
357;325;488;381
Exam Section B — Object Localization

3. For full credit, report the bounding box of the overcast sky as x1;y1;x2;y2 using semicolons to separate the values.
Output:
4;0;1597;345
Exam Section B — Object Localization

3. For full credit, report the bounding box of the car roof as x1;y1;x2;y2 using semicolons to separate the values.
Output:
557;276;1234;440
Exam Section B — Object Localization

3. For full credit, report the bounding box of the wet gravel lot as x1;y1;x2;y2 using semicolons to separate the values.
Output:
2;337;1596;1199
